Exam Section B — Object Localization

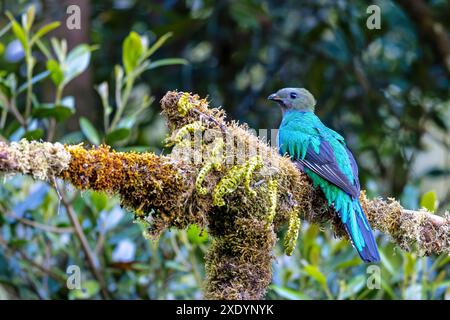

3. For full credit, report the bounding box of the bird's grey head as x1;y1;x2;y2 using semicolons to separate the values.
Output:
267;88;316;112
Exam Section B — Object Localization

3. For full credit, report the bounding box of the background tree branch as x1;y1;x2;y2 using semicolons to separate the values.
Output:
396;0;450;79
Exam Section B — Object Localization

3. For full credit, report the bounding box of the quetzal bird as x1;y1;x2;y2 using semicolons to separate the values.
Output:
268;88;380;263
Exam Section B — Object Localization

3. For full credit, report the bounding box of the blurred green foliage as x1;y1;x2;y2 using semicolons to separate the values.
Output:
0;0;448;299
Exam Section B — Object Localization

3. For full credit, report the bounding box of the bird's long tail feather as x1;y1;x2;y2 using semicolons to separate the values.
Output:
338;197;380;263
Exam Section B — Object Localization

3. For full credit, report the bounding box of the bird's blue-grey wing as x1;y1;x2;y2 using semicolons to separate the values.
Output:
345;146;360;193
298;140;359;198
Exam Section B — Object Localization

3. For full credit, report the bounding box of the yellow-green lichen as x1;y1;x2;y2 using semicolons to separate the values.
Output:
266;179;278;226
195;138;224;195
165;120;204;147
284;209;301;256
177;92;196;116
196;162;215;195
243;156;263;197
212;155;262;207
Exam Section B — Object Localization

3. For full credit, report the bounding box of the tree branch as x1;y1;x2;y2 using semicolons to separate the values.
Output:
0;91;448;300
2;206;74;234
396;0;450;79
60;192;111;300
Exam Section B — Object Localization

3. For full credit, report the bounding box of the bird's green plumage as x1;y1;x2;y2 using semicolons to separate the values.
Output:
279;111;366;251
279;110;354;183
270;87;380;262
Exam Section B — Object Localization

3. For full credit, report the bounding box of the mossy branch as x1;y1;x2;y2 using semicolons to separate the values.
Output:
0;91;448;300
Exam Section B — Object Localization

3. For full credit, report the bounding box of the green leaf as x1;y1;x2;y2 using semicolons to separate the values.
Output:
46;59;64;86
35;38;52;60
9;239;28;249
64;44;91;84
0;23;12;39
6;13;27;50
187;224;208;244
142;32;172;60
105;127;130;144
403;252;416;278
0;73;17;99
334;256;361;269
420;191;437;212
339;275;366;300
146;58;188;70
379;249;396;276
89;191;108;212
69;280;100;300
23;5;36;31
229;1;266;30
60;131;84;144
79;117;100;145
33;98;75;121
270;285;311;300
31;22;60;44
116;116;137;130
117;146;149;153
437;281;450;289
164;261;188;272
308;243;321;265
51;38;67;62
303;264;327;288
95;82;112;117
122;31;143;74
17;71;50;94
22;128;44;140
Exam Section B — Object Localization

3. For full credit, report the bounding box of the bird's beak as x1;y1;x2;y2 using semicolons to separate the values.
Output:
268;93;282;102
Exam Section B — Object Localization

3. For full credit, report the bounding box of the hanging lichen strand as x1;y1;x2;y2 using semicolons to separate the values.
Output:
0;91;448;300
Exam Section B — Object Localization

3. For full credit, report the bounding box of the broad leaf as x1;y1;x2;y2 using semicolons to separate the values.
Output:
31;22;61;44
420;191;437;212
187;224;208;244
105;127;130;144
33;97;75;121
303;264;327;288
6;13;27;50
122;31;143;74
22;128;44;140
69;280;100;300
46;59;64;86
79;117;100;145
64;44;91;85
23;5;36;31
270;285;311;300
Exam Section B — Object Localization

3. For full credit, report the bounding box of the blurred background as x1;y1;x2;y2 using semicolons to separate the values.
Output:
0;0;448;299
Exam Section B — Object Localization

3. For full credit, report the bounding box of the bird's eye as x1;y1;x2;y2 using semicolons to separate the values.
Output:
290;92;297;99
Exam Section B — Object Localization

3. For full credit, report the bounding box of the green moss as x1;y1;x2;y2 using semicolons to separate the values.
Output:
204;217;276;300
61;144;202;239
